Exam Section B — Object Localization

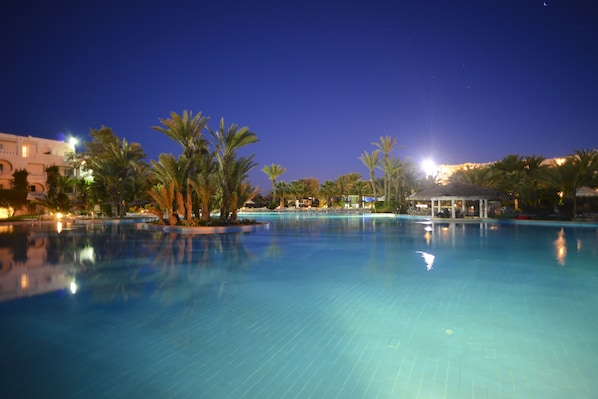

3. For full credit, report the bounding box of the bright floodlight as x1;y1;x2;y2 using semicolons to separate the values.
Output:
69;137;78;147
422;159;436;177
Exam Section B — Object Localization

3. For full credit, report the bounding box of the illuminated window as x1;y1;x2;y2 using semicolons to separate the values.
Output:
22;145;29;158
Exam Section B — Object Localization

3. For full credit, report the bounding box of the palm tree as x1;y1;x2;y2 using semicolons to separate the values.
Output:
372;135;403;200
543;149;598;219
358;150;381;199
491;154;526;210
261;163;286;207
188;154;218;223
391;157;415;206
147;182;177;225
318;180;338;207
225;156;258;221
152;110;210;159
350;180;370;208
210;118;259;222
231;182;258;222
86;135;146;217
151;154;191;221
450;165;498;187
573;148;598;186
106;139;146;216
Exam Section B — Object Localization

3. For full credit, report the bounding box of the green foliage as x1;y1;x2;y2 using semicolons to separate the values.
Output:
83;127;148;217
35;165;74;213
150;112;260;224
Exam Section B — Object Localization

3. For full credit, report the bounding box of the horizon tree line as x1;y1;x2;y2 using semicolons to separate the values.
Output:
2;116;596;221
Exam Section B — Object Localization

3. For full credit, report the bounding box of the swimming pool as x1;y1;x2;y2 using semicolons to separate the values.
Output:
1;214;597;398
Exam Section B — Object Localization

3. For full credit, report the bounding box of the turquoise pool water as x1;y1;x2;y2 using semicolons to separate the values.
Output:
0;214;597;398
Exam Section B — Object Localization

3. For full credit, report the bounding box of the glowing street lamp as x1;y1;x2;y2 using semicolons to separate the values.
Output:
68;137;78;152
422;159;437;178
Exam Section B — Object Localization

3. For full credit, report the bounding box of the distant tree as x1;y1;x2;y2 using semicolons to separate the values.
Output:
358;150;381;199
450;165;498;187
299;178;319;199
261;163;286;207
372;135;403;200
542;149;598;219
350;180;370;207
318;180;338;207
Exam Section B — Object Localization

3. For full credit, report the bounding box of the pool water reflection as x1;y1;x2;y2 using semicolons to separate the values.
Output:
0;215;597;398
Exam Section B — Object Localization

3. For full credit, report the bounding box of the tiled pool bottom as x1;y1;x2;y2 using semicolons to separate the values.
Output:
0;218;597;398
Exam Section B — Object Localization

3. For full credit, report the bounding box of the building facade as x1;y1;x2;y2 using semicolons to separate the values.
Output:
0;132;76;202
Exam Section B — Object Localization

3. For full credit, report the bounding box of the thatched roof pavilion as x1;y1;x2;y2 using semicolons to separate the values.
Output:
408;182;506;218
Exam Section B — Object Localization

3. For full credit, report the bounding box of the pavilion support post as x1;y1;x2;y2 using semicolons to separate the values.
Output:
451;199;456;218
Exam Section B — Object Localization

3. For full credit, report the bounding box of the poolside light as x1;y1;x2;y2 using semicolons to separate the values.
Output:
70;281;78;294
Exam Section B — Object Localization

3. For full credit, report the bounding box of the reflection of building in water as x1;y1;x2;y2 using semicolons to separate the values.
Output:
0;262;71;302
0;229;74;302
554;228;567;266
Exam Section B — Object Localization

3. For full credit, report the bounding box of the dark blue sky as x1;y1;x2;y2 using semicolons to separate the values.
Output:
1;0;597;192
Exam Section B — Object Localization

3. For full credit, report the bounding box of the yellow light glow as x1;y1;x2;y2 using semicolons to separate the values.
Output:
20;274;29;289
57;221;63;233
554;228;566;266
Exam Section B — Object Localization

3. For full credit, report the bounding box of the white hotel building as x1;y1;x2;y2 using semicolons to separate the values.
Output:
0;132;77;202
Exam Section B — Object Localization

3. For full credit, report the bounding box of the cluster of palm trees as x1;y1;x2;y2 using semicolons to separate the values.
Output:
148;111;259;225
53;111;258;225
449;150;598;218
261;136;598;219
261;136;420;210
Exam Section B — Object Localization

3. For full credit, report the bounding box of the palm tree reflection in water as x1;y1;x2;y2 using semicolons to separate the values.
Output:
147;230;256;304
0;223;258;305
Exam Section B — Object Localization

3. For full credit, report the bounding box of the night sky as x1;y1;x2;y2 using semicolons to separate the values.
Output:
1;1;597;192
